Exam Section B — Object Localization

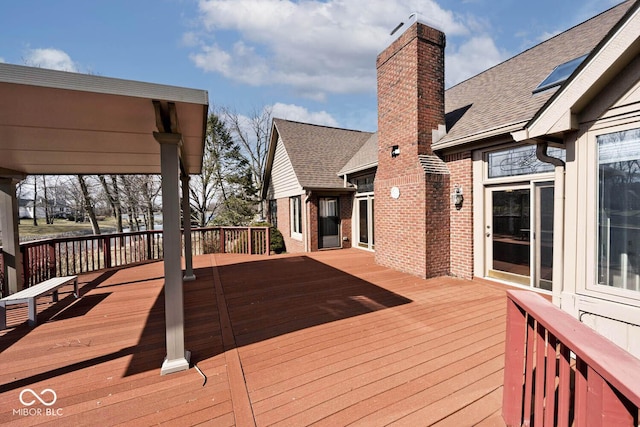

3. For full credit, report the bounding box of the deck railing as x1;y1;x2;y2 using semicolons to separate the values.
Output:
503;290;640;426
1;226;269;296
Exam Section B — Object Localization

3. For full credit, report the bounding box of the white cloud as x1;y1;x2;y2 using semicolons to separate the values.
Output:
445;35;508;87
24;48;78;72
189;0;471;98
0;57;5;63
270;103;338;127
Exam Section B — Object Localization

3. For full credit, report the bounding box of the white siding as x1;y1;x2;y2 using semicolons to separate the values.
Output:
266;136;303;199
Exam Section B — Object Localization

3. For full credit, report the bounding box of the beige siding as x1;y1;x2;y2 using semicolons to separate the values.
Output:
266;136;303;200
581;312;640;356
561;56;640;359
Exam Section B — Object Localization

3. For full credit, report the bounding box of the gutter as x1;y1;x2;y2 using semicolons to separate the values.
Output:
433;120;528;151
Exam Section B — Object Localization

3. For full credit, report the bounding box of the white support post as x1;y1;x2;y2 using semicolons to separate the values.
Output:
0;178;24;295
181;174;195;281
155;132;191;375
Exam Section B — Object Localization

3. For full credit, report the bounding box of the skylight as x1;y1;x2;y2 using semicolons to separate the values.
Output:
533;53;589;94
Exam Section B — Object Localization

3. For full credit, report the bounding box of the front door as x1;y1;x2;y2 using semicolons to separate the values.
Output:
319;197;340;249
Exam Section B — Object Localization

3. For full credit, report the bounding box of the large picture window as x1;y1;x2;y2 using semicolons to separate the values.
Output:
290;196;302;237
597;128;640;292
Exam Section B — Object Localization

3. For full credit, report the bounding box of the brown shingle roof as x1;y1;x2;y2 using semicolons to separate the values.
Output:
273;118;373;189
439;0;635;148
338;133;378;175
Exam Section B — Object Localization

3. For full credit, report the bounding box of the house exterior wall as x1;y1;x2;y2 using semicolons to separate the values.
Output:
375;21;450;278
445;151;474;279
561;55;640;358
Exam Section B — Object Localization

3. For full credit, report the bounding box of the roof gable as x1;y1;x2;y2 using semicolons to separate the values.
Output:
263;119;372;195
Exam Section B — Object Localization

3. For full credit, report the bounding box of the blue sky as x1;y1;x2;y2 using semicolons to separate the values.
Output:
1;0;623;132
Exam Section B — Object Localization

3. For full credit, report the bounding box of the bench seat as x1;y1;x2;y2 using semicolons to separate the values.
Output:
0;275;79;329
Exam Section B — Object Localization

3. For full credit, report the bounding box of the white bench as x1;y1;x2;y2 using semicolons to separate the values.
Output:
0;275;79;329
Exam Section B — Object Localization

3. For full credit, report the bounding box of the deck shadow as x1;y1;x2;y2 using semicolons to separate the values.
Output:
125;255;412;376
215;256;413;346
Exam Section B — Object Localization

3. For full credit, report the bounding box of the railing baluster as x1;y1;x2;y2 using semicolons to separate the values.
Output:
523;315;536;424
574;358;588;426
534;321;546;423
544;333;558;427
557;343;571;427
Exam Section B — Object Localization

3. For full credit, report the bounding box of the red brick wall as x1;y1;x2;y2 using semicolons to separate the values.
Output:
307;196;318;251
445;151;473;279
375;21;449;278
425;173;451;276
374;174;427;277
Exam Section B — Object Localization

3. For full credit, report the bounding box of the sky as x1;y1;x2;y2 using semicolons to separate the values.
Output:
0;0;624;132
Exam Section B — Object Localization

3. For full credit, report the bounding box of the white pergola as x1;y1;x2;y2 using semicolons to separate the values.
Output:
0;63;209;375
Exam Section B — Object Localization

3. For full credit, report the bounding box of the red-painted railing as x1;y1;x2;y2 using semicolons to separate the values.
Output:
503;290;640;426
1;226;269;296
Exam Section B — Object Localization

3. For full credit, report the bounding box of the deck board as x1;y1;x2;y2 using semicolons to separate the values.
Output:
0;249;508;426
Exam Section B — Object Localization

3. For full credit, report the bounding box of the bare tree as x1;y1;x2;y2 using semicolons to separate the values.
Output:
41;175;52;224
138;175;161;231
77;175;100;235
223;105;271;216
119;176;142;231
99;175;123;232
31;175;38;226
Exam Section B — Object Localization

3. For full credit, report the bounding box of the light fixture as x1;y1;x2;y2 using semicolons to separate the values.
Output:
391;145;400;157
452;185;463;209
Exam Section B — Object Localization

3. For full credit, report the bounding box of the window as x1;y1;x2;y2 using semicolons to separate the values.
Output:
350;173;375;193
533;53;588;94
290;196;302;237
597;128;640;292
487;144;565;179
268;199;277;228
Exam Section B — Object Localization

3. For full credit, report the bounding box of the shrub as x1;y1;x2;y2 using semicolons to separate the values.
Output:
252;221;286;254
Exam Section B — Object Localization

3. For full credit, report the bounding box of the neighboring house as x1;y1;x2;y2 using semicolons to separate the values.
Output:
18;197;72;219
18;198;45;219
262;1;640;357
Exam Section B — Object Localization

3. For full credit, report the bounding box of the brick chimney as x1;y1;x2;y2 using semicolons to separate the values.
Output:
374;18;450;278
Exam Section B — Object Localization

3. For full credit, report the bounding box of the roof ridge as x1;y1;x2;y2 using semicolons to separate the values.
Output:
273;117;372;134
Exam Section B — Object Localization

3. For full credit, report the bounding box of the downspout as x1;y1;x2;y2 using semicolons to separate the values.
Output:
536;142;565;306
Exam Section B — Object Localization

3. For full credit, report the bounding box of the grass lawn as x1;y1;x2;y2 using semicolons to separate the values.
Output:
18;217;118;238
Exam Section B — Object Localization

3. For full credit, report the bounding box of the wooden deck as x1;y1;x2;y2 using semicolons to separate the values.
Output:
0;249;508;426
